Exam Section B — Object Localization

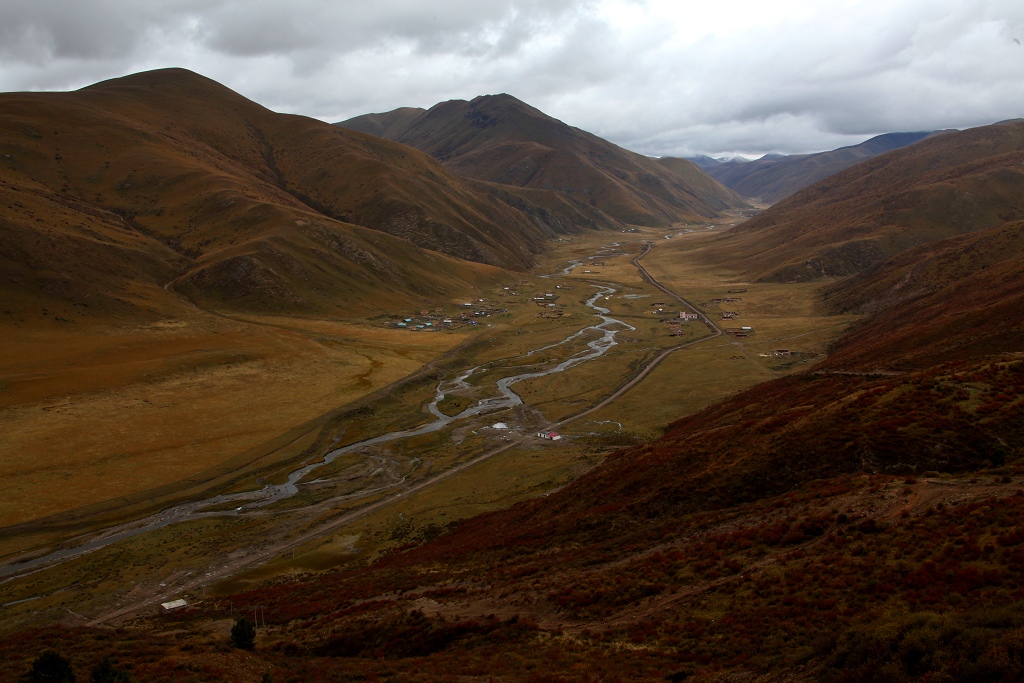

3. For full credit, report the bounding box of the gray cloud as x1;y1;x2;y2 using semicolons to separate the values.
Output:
1;0;1022;156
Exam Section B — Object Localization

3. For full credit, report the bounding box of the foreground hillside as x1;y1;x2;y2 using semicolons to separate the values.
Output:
340;94;747;228
694;131;937;203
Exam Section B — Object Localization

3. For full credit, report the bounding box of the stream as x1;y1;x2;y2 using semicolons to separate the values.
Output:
1;285;633;580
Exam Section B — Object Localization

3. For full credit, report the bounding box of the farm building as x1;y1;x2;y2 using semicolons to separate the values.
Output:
160;599;188;612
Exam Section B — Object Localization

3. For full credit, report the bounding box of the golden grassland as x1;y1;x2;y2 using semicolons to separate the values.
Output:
0;309;468;528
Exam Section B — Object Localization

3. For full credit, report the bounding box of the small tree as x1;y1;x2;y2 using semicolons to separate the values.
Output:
90;656;131;683
21;650;76;683
231;616;257;650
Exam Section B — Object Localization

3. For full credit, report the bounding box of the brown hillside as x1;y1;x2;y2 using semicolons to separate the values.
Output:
818;219;1024;371
0;68;575;321
339;94;747;227
702;120;1024;282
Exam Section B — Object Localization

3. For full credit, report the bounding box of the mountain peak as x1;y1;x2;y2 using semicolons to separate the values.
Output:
81;67;225;93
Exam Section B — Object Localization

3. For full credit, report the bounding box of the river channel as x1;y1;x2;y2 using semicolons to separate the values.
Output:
1;284;633;580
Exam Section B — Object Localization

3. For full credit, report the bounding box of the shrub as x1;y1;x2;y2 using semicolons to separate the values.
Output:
21;651;76;683
231;617;257;651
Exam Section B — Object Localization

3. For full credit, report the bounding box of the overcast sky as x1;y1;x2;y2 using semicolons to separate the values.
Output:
2;0;1023;157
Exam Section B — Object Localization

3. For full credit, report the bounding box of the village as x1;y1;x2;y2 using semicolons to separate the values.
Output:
381;281;575;331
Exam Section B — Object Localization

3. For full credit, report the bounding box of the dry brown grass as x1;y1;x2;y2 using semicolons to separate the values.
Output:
0;312;466;527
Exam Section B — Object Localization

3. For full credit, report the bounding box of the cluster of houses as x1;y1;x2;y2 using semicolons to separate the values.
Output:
759;349;796;358
534;292;566;318
651;305;704;336
387;300;508;331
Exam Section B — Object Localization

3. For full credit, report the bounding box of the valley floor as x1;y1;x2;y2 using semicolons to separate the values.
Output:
0;218;869;669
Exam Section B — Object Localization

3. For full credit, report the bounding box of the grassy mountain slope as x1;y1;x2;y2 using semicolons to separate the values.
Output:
818;219;1024;371
0;69;566;322
338;94;748;227
701;120;1024;283
699;131;939;203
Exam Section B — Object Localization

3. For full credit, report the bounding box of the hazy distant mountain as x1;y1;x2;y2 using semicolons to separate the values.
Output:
693;131;941;202
338;94;747;227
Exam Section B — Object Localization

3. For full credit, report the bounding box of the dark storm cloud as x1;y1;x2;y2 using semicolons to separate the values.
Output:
1;0;1022;156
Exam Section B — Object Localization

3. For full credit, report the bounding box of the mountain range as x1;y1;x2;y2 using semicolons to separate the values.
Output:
691;131;942;203
0;70;745;325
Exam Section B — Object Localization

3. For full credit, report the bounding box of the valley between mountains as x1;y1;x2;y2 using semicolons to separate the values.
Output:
2;69;1024;682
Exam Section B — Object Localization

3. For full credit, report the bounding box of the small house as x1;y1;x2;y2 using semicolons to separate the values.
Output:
161;599;188;612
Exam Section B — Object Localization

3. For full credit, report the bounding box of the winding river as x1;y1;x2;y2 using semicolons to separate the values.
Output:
1;284;633;580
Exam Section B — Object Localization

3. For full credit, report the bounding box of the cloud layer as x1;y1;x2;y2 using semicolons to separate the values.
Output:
1;0;1023;156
